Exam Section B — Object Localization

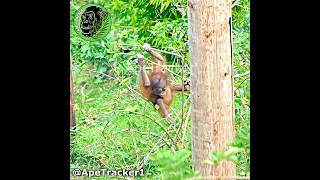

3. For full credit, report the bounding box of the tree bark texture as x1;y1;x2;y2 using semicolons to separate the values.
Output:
187;0;235;178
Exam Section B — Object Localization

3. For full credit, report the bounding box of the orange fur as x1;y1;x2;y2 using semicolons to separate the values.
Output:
139;56;174;118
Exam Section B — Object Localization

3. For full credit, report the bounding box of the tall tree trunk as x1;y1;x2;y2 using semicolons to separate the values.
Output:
70;54;76;129
187;0;235;178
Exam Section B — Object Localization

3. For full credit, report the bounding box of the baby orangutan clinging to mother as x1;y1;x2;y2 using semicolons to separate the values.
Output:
136;43;190;124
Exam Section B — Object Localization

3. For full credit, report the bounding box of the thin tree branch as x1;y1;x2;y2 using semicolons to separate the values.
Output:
113;110;178;149
122;43;183;58
181;106;191;148
233;71;250;78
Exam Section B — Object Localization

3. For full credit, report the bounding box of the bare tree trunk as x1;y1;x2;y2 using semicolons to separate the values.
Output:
187;0;235;178
70;54;76;129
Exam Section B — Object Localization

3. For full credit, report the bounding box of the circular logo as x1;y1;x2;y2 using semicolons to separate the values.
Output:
74;4;111;40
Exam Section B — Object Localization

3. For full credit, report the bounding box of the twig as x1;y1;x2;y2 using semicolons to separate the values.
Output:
231;0;240;8
106;128;131;137
233;71;250;78
102;118;112;139
102;137;126;167
167;106;180;138
151;48;183;58
88;68;121;82
181;59;185;149
106;127;171;148
175;95;190;143
122;43;183;58
144;58;182;78
138;143;167;169
120;163;137;170
176;96;190;128
235;76;250;91
160;64;181;67
137;127;169;169
181;106;191;148
232;0;249;9
126;84;145;99
113;110;177;149
129;121;143;159
130;129;171;148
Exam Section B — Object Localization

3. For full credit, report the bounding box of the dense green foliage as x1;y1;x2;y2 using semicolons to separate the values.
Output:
70;0;250;179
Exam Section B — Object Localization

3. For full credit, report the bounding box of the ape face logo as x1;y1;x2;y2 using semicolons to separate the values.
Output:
81;11;97;35
74;4;111;40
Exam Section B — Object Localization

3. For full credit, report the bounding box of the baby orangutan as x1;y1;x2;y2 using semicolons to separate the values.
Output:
137;43;190;124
